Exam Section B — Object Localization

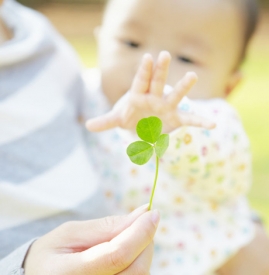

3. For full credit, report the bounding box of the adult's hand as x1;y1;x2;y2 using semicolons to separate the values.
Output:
23;205;160;275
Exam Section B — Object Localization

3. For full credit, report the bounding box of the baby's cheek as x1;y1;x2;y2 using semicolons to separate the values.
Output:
102;71;133;105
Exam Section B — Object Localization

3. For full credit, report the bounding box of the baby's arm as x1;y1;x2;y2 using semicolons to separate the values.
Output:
217;223;269;275
86;51;215;133
86;51;250;202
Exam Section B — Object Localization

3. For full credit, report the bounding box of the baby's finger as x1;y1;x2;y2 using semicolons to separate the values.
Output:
149;51;171;97
178;113;216;129
130;54;153;95
85;112;119;132
167;72;198;107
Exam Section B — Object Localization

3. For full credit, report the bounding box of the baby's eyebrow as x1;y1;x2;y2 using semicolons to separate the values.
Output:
121;19;148;33
180;35;212;53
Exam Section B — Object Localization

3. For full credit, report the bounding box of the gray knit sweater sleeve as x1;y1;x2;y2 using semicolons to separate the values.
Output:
0;239;36;275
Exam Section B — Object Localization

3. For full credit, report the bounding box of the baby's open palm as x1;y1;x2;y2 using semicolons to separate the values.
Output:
86;51;215;133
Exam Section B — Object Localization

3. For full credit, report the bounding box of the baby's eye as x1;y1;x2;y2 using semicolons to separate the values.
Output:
124;40;140;48
177;56;195;64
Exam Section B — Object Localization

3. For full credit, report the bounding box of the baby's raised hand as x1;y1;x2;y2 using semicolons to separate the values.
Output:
86;51;215;133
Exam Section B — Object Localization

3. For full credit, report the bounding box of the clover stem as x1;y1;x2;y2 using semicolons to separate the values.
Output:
148;154;159;210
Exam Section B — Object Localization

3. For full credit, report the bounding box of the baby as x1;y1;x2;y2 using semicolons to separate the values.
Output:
85;0;259;274
0;0;265;274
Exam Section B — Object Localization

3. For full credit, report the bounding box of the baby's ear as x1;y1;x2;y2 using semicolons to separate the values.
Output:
225;70;243;97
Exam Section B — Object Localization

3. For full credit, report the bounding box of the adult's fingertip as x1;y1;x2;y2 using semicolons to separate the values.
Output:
149;209;160;227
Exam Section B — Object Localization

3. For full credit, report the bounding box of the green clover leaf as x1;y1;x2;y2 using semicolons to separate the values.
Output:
126;116;170;210
155;134;169;158
136;116;162;144
127;141;154;165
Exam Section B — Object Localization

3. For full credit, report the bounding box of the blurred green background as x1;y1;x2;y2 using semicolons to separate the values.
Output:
19;0;269;230
230;33;269;230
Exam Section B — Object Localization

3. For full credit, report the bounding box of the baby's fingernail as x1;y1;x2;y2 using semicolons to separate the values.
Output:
160;50;171;58
150;209;160;227
205;121;216;129
186;72;198;81
143;53;152;60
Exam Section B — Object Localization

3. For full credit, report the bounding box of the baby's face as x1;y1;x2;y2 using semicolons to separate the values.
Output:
97;0;244;104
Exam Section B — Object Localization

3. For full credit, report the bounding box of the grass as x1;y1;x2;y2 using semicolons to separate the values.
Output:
68;37;269;231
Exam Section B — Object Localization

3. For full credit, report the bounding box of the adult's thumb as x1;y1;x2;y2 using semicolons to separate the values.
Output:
73;209;160;275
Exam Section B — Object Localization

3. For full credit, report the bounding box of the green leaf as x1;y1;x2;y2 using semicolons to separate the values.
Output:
127;141;154;165
136;116;162;144
155;134;169;158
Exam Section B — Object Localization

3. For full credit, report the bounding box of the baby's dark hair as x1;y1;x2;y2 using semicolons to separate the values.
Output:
238;0;260;62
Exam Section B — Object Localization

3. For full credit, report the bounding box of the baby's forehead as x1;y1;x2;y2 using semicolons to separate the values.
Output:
105;0;241;17
103;0;245;66
104;0;243;41
104;0;244;31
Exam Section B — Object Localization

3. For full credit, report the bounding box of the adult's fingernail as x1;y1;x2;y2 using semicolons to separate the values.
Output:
150;209;160;227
